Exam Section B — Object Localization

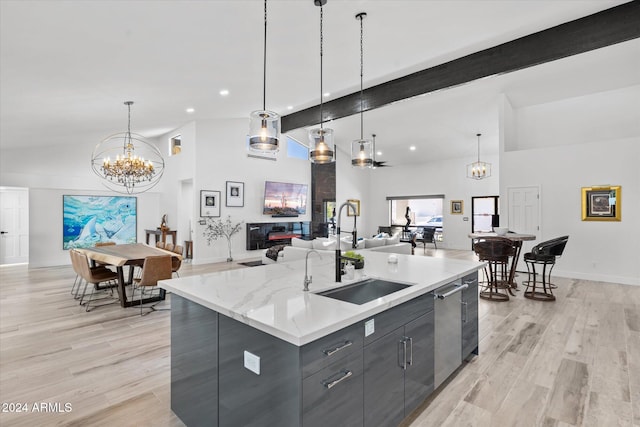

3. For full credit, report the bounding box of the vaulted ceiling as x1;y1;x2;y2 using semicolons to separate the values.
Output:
1;0;637;166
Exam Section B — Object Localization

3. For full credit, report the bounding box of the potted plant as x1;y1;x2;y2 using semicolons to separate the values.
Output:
342;250;365;269
203;216;243;262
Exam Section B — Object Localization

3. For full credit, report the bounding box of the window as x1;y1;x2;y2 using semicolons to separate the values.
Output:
286;136;308;160
387;195;444;227
170;134;181;156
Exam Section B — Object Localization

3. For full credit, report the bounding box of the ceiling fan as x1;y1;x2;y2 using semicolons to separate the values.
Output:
372;160;390;168
371;134;391;168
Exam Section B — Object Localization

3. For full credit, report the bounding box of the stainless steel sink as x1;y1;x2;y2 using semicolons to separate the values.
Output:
316;278;411;305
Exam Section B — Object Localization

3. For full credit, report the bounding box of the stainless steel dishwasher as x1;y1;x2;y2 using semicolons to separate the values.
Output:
433;279;468;389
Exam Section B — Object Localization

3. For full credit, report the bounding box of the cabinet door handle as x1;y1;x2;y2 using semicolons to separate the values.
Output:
407;337;413;367
323;340;353;357
435;283;468;299
462;301;468;324
322;370;353;390
401;339;408;370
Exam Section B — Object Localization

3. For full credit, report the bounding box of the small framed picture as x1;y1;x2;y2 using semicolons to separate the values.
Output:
451;200;463;214
581;185;621;221
200;190;221;217
226;181;244;207
347;199;360;216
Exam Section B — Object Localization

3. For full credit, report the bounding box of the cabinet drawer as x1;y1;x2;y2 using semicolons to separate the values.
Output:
302;350;364;427
363;292;434;346
301;322;363;378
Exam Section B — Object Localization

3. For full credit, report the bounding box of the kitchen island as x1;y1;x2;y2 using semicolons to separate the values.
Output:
160;251;484;427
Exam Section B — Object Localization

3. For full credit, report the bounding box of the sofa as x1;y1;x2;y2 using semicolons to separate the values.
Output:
261;234;411;264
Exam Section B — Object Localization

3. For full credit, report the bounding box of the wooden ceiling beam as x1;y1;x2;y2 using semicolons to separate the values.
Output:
282;1;640;133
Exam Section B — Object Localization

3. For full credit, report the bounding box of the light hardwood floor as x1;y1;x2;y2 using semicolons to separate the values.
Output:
1;250;638;427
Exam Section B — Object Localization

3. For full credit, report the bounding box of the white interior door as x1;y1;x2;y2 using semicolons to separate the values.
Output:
0;188;29;265
507;186;540;271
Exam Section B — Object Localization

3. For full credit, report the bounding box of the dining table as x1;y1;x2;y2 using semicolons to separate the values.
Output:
468;232;536;289
78;243;181;308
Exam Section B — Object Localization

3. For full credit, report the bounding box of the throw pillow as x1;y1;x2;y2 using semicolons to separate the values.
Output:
385;233;400;245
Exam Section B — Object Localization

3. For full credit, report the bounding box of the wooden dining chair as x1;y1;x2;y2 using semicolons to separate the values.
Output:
132;255;172;316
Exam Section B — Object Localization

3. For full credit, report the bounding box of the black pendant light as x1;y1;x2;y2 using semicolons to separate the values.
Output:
351;12;373;168
309;0;335;164
249;0;280;153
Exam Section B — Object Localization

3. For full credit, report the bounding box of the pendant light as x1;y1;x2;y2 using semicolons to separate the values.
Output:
249;0;280;153
91;101;165;194
466;133;492;179
351;12;373;168
309;0;335;164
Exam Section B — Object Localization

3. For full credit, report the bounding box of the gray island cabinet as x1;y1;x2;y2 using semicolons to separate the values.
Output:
161;252;483;427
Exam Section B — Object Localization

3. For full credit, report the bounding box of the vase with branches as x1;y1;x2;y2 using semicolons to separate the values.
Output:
202;216;244;262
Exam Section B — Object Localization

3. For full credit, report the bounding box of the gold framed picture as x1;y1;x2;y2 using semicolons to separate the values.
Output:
451;200;463;214
581;185;621;221
347;199;360;216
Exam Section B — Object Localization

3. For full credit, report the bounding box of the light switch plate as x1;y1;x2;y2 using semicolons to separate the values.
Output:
244;351;260;375
365;319;375;337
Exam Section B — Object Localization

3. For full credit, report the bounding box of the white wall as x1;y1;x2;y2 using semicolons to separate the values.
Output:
189;119;312;264
367;155;500;250
501;138;639;285
0;142;164;268
500;86;640;286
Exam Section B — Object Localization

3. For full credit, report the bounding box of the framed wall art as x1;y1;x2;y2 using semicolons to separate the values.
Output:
226;181;244;207
451;200;463;214
581;185;621;221
347;199;360;216
62;195;137;249
200;190;221;217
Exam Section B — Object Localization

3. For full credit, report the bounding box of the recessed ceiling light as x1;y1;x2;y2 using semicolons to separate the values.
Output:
409;145;416;151
287;105;293;110
323;92;330;98
219;89;229;96
376;151;382;156
186;107;195;113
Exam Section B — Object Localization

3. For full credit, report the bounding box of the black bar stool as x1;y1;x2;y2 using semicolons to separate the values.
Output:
473;237;517;301
523;236;569;301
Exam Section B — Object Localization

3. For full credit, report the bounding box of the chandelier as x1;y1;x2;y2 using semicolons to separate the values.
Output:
466;133;491;180
91;101;165;194
351;12;373;168
309;0;335;164
249;0;280;153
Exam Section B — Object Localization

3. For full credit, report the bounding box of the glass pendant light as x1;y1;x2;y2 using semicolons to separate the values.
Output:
309;0;335;164
466;133;492;180
351;12;373;168
249;0;280;153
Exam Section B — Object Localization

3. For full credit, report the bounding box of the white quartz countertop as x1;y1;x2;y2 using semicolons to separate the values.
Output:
159;251;484;346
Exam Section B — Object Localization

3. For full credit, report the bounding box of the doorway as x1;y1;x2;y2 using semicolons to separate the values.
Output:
0;187;29;265
471;196;499;234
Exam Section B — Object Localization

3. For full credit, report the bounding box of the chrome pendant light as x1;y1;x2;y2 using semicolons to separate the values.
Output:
351;12;373;168
249;0;280;153
467;133;492;180
91;101;165;194
309;0;335;164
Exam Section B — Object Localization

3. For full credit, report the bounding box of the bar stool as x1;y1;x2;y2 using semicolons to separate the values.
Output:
523;236;569;301
473;237;517;301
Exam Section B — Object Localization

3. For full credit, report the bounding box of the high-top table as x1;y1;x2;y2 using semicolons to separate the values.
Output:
78;243;181;308
468;232;536;289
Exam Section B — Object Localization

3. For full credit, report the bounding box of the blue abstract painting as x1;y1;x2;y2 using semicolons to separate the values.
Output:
63;195;137;249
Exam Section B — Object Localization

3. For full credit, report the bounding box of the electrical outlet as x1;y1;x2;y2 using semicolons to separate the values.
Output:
244;351;260;375
365;319;375;337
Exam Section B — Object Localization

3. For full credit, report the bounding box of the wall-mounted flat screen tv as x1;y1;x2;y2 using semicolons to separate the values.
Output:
63;195;137;249
263;181;308;217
